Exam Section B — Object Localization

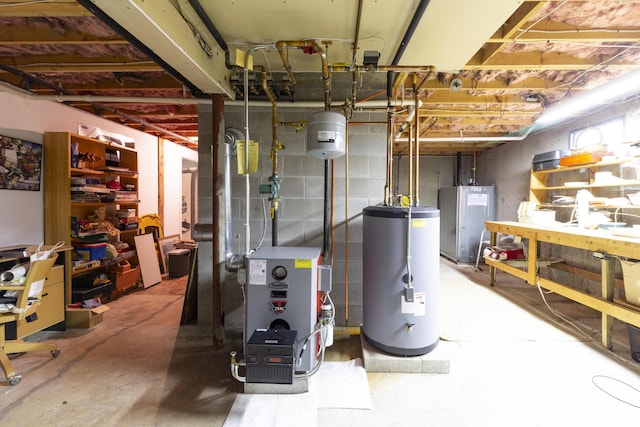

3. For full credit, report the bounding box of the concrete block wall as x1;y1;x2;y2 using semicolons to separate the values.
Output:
222;106;389;328
199;103;480;331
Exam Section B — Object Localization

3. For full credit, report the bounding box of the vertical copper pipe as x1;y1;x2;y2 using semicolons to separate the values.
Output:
413;73;420;206
386;110;393;205
255;65;281;245
408;122;413;206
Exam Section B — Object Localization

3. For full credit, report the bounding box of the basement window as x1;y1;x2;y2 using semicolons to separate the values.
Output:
569;118;623;152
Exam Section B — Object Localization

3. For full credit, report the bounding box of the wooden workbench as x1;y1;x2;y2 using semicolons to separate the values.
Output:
484;221;640;349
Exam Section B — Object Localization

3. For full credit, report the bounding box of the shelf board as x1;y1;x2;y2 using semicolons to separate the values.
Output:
70;133;136;152
539;203;640;209
532;156;640;174
71;167;137;179
71;201;139;206
71;167;104;176
532;180;640;190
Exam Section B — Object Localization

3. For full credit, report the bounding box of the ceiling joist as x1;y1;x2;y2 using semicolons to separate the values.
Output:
0;0;639;154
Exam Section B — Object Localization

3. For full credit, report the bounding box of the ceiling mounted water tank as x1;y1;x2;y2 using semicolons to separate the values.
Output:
306;111;346;159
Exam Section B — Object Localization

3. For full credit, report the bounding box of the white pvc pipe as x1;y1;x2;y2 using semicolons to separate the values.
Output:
225;99;420;109
0;82;193;144
393;125;535;144
0;82;419;110
244;52;252;256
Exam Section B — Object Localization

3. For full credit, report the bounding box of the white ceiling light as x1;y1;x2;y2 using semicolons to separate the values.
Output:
535;68;640;126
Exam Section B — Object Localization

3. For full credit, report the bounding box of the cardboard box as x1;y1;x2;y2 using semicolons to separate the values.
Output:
66;305;109;328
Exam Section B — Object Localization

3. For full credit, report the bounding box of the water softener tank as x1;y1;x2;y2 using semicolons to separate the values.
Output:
362;205;440;356
306;111;346;159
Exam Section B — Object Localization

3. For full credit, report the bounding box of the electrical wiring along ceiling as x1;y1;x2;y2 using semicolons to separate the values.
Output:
1;1;640;155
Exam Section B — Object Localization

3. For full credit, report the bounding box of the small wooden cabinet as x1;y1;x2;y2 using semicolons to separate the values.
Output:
0;246;71;339
16;264;64;338
43;132;139;304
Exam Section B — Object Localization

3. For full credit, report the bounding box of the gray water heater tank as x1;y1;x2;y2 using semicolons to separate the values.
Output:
306;111;346;159
362;205;440;356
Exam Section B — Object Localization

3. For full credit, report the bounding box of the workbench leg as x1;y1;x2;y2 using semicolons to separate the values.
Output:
489;231;497;286
601;257;615;349
527;237;538;286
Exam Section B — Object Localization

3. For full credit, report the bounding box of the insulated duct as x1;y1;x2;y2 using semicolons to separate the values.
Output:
223;128;245;272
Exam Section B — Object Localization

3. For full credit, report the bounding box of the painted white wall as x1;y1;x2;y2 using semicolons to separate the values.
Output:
0;128;45;246
0;90;191;248
163;140;198;237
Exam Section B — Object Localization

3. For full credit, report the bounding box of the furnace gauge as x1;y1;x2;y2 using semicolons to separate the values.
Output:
272;265;288;280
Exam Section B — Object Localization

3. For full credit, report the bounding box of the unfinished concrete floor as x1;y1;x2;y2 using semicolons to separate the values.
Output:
1;259;639;426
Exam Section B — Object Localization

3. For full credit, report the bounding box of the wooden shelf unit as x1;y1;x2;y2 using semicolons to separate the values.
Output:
530;157;640;224
43;132;139;304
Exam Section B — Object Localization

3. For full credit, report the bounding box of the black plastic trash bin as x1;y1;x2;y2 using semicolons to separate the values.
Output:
168;249;191;278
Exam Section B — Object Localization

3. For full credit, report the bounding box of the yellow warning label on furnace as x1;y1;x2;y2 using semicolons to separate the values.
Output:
412;219;426;228
295;259;312;268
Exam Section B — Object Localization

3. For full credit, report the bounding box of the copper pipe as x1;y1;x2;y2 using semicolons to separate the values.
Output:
413;73;420;206
329;64;435;73
348;121;387;125
348;0;364;119
275;40;331;109
254;65;276;105
385;109;393;205
357;90;385;103
254;65;279;183
254;65;282;244
408;122;413;206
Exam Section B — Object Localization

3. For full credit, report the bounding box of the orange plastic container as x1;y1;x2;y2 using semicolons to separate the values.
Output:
559;152;603;166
